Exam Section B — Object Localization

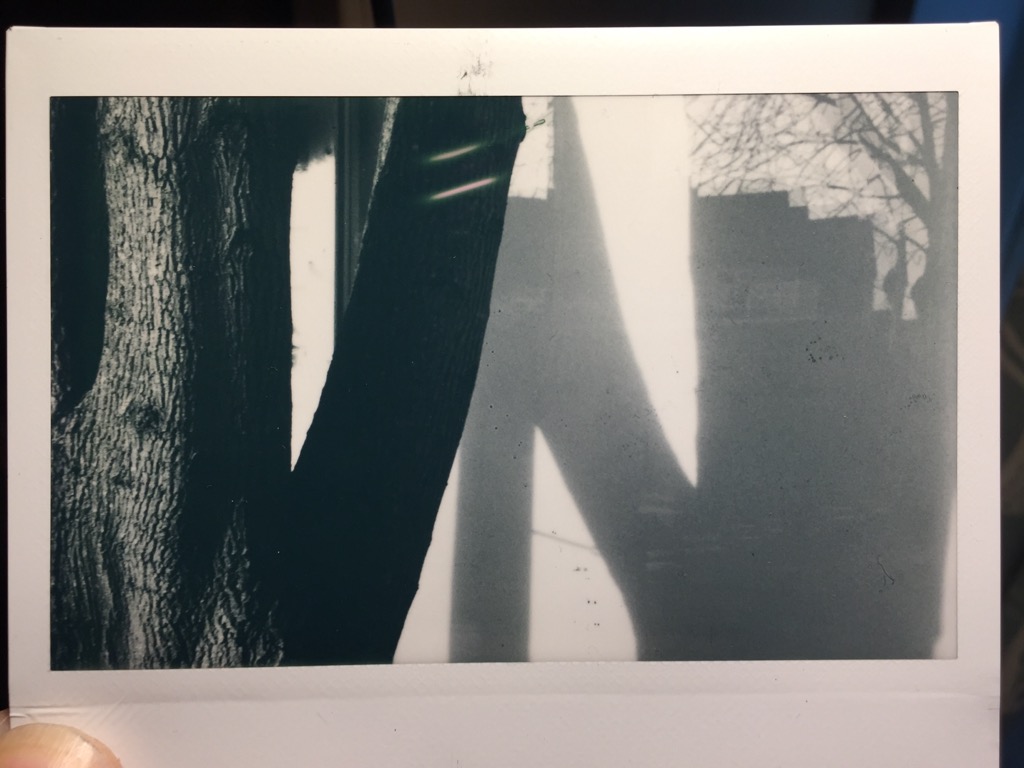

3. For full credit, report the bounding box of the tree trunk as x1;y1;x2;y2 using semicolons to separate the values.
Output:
884;91;958;655
52;95;525;669
251;96;526;665
912;92;958;327
51;97;295;669
50;99;109;422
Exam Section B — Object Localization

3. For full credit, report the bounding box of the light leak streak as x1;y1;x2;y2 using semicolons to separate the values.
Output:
427;176;498;202
427;143;482;163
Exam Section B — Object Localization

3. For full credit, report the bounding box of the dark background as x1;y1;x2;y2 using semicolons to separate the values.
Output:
3;0;1018;761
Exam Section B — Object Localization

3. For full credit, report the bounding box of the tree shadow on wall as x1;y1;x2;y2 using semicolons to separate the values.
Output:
450;98;697;662
449;97;953;663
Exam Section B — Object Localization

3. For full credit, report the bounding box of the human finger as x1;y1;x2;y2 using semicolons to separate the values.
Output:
0;723;121;768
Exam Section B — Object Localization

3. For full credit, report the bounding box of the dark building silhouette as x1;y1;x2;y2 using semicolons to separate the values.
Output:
681;190;952;659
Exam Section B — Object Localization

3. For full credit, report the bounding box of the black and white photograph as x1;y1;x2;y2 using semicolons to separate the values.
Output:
49;91;957;669
7;25;1000;768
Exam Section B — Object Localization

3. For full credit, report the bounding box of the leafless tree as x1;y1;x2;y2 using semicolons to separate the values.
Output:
689;92;957;322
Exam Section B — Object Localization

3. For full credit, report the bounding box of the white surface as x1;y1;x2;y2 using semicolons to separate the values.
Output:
6;24;1000;767
529;428;638;661
393;452;459;664
289;155;336;468
573;95;697;483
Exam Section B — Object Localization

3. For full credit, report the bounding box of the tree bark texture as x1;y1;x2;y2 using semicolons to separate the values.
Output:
52;97;295;669
52;96;525;669
250;96;526;665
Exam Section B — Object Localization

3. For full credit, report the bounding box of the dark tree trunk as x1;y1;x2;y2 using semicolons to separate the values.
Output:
51;97;295;669
251;96;526;665
52;95;525;669
50;98;110;422
876;92;958;656
911;92;958;327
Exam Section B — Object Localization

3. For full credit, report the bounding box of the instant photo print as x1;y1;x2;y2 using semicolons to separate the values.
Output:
7;24;1000;767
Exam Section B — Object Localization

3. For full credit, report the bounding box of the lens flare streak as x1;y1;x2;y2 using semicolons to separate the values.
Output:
427;143;482;163
427;176;499;202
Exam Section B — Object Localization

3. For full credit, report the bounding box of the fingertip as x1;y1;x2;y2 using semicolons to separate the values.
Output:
0;724;121;768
